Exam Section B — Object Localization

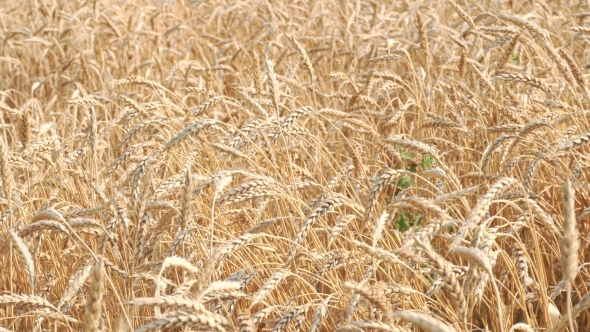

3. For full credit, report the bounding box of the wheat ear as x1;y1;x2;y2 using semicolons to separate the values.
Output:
83;258;104;332
560;180;579;332
7;230;35;294
391;310;457;332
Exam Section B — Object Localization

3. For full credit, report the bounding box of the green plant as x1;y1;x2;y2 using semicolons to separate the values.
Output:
421;155;434;170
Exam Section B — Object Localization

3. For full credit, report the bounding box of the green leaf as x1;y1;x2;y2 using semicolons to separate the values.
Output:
395;175;412;190
511;53;520;63
421;155;434;170
395;212;409;231
399;148;413;161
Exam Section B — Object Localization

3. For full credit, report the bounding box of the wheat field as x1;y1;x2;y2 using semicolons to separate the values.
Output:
0;0;589;331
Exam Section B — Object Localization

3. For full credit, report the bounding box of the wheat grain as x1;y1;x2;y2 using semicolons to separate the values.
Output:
509;323;534;332
494;74;552;93
135;311;228;332
345;281;393;324
7;230;35;294
349;320;408;332
0;294;59;312
82;258;104;332
416;239;466;323
364;169;405;222
250;270;290;308
560;179;579;332
237;309;256;332
416;10;429;56
271;305;304;332
452;177;518;248
287;197;343;265
393;310;457;332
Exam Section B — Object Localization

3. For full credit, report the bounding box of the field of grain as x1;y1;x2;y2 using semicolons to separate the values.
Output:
1;0;590;331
